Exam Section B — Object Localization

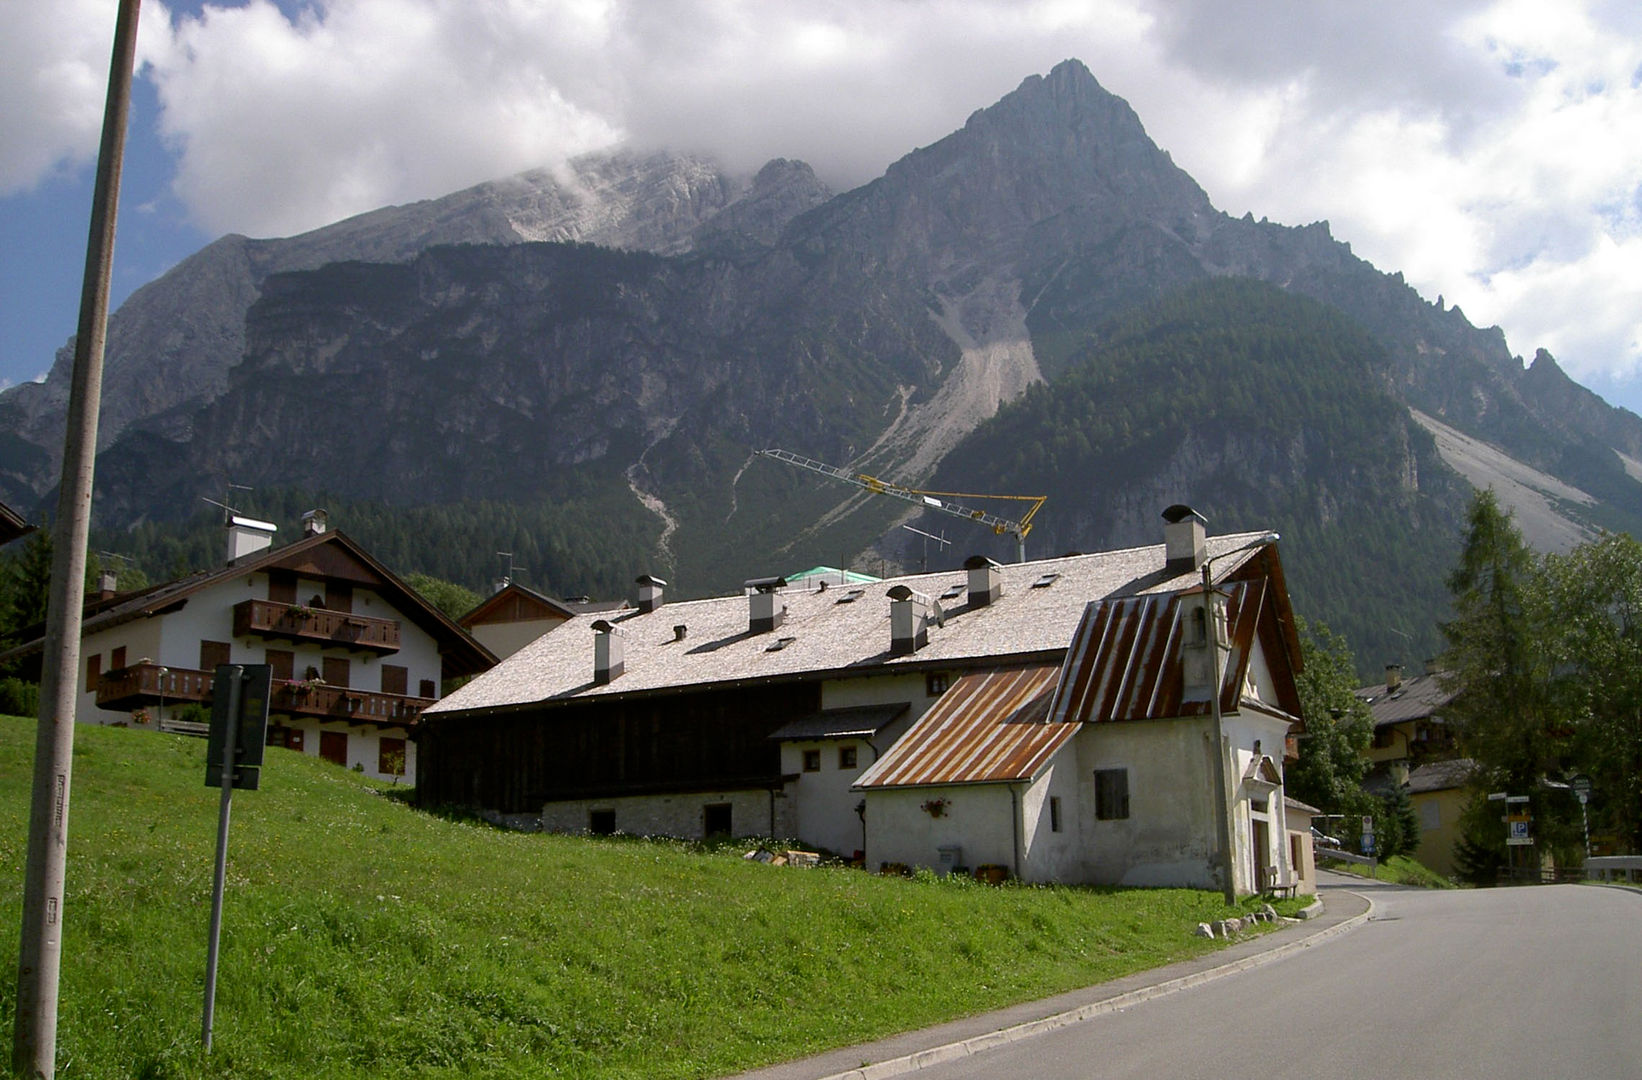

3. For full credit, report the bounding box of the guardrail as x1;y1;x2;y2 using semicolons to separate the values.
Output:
1585;856;1642;884
1315;847;1378;872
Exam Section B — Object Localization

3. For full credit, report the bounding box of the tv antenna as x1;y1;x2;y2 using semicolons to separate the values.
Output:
496;551;527;590
201;482;255;524
901;524;950;573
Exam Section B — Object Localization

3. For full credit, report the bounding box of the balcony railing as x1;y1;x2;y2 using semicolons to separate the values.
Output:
271;682;434;725
95;664;433;728
96;664;213;711
232;599;400;653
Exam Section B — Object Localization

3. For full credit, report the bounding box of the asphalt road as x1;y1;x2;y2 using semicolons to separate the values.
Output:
906;876;1642;1080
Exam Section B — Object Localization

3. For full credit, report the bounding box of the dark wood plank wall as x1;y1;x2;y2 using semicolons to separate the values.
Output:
417;681;822;813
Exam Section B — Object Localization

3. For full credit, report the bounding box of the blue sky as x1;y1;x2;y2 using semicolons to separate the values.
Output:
4;0;1641;414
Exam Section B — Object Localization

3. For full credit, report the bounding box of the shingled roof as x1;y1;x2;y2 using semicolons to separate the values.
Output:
1354;670;1455;729
427;531;1285;718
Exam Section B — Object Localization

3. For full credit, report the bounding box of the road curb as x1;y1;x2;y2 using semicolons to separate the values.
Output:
816;891;1377;1080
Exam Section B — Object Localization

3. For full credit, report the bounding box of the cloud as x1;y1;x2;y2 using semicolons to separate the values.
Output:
0;0;174;194
6;0;1642;394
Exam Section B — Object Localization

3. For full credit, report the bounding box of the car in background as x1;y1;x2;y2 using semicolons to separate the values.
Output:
1311;826;1342;849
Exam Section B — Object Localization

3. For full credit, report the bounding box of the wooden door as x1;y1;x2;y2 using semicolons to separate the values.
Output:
322;656;350;689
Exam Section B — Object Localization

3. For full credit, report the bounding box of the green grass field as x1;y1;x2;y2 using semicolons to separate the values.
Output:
1;717;1283;1078
1320;853;1456;888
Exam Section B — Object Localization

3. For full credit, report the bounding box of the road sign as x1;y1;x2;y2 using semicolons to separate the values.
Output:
1507;818;1532;846
205;664;271;789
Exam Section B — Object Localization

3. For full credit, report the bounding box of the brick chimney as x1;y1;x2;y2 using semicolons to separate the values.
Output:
964;555;1003;608
1385;663;1403;691
592;619;624;685
634;574;667;614
887;585;930;656
745;577;787;634
1162;504;1207;572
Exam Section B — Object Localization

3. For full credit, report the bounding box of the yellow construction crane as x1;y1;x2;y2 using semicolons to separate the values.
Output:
757;448;1047;563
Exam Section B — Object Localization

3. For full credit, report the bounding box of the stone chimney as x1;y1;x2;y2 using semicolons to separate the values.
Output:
301;508;329;537
1385;663;1403;691
225;515;277;565
745;577;787;634
964;555;1003;608
592;620;624;685
634;574;667;614
887;585;930;656
1162;504;1208;572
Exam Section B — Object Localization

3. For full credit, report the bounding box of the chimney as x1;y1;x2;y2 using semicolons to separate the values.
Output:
301;508;329;537
1180;584;1230;702
964;555;1003;608
887;585;930;656
745;577;787;634
97;569;118;601
592;620;624;685
633;574;667;614
225;515;277;565
1385;663;1403;691
1162;504;1208;572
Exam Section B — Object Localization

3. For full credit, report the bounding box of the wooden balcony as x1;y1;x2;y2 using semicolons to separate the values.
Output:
96;664;213;711
232;599;401;654
271;682;434;726
96;665;433;728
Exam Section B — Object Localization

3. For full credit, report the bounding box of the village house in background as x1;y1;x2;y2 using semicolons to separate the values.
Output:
420;507;1310;894
0;511;494;782
459;580;624;660
1355;662;1470;876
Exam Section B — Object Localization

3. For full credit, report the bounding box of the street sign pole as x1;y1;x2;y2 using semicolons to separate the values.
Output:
201;664;270;1050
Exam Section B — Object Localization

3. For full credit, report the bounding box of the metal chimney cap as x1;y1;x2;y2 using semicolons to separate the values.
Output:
744;576;787;593
1161;504;1207;525
591;619;617;634
635;574;668;587
963;555;1003;571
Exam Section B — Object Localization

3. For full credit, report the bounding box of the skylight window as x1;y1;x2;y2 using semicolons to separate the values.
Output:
766;636;798;652
939;583;966;601
836;589;866;604
1031;573;1061;589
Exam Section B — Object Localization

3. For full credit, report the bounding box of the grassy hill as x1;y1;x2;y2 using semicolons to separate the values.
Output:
1;719;1279;1078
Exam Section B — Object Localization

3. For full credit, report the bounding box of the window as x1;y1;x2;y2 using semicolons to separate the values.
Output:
1095;769;1130;820
322;656;350;689
378;736;406;776
381;664;408;696
85;653;101;692
265;649;294;682
111;646;126;670
200;640;231;671
926;672;949;696
589;809;616;835
419;679;436;699
1049;795;1062;832
838;745;858;769
703;803;732;839
802;749;821;772
267;571;296;604
319;730;348;766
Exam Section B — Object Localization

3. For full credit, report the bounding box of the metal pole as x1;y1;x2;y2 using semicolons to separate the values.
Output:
1204;560;1238;905
202;669;244;1050
14;2;142;1074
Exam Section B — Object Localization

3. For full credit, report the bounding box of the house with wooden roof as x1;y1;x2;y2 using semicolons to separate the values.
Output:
1355;663;1457;769
0;511;494;781
459;581;625;660
420;507;1308;893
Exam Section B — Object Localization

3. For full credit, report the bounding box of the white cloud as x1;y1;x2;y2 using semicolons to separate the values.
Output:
0;0;174;194
6;0;1642;397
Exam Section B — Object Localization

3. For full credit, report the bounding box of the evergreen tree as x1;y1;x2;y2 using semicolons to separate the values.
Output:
1288;617;1374;819
1376;782;1421;860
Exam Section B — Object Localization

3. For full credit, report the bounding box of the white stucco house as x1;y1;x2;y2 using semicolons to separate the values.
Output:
420;505;1309;895
1;513;494;782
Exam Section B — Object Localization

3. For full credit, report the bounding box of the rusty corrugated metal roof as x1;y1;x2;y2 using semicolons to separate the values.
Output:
1047;581;1264;724
853;665;1075;789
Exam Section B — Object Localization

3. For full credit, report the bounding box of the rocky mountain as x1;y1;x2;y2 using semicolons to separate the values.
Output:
7;59;1642;671
0;149;832;483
